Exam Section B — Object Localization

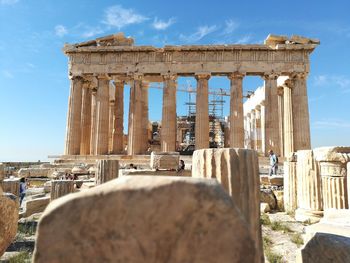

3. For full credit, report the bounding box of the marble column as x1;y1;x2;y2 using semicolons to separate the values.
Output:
284;157;298;213
277;87;284;157
320;162;349;210
245;113;251;149
127;75;143;155
292;73;311;151
283;83;294;157
250;110;256;150
195;73;210;150
95;76;110;155
295;150;323;222
228;72;244;148
141;82;149;153
260;103;266;153
161;74;177;152
108;99;115;153
192;148;263;263
90;88;97;155
254;106;262;153
112;81;124;154
64;76;83;155
263;74;280;156
80;83;92;155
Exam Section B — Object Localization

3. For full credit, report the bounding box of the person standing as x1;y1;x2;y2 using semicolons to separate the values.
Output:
19;177;26;206
269;150;278;176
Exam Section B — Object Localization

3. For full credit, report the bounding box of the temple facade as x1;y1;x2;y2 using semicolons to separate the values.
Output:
62;33;319;156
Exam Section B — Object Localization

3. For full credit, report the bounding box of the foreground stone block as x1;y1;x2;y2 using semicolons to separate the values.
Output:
192;148;262;263
95;160;119;185
25;196;50;218
34;176;255;263
150;151;179;170
297;232;350;263
0;192;19;256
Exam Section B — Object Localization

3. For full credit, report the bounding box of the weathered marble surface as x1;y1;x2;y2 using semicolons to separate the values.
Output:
34;176;256;263
0;191;19;256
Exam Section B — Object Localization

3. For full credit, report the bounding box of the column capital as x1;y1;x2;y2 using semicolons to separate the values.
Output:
128;73;143;81
95;73;111;80
195;72;211;80
255;105;261;111
291;72;308;80
263;72;279;81
69;75;83;81
162;73;177;81
228;71;245;80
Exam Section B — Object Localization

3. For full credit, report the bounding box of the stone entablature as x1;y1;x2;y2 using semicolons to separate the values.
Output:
64;34;318;77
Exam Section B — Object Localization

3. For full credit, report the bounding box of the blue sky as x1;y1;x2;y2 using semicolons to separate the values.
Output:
0;0;350;161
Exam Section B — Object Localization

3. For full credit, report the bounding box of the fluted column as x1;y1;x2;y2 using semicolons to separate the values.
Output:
295;150;323;222
263;74;280;155
141;82;149;153
283;83;294;157
320;162;349;210
80;83;92;155
292;73;311;151
277;87;284;157
195;73;210;150
90;88;97;155
127;75;143;155
64;76;83;155
161;74;177;152
192;148;263;263
260;103;266;153
254;106;262;153
112;81;124;154
245;113;251;149
228;72;244;148
95;76;110;155
250;110;256;150
108;99;115;153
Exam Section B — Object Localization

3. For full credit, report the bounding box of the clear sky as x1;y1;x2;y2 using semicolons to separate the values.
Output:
0;0;350;161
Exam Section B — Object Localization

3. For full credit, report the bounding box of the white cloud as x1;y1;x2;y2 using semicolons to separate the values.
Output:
1;70;14;78
102;5;148;29
0;0;19;5
55;25;68;37
313;119;350;129
236;35;252;44
180;25;218;42
152;17;176;30
313;74;350;92
81;27;104;38
223;19;239;35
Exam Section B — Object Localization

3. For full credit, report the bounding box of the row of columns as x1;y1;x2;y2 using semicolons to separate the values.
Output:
64;72;310;157
64;75;126;156
245;73;310;157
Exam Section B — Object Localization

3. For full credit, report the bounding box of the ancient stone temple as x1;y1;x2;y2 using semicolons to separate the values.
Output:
62;33;319;156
